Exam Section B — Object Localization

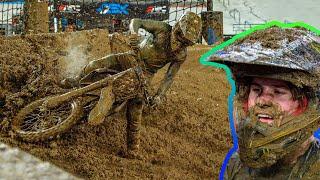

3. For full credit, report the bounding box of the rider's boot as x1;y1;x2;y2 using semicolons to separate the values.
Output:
126;98;144;160
60;77;80;88
59;64;90;88
126;140;142;160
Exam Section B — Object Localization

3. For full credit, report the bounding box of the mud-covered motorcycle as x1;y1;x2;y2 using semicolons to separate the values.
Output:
12;60;149;142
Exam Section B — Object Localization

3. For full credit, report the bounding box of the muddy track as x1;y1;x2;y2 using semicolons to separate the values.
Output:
0;37;232;178
1;30;317;178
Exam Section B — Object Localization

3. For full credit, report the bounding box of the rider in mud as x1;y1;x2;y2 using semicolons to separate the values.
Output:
209;27;320;179
62;12;202;158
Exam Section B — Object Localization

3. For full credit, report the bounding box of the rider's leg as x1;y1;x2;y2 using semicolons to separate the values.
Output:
80;52;137;78
80;54;120;79
126;96;144;159
60;53;122;88
124;73;153;159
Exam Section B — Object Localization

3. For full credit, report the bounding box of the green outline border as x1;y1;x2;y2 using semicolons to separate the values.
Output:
198;21;320;180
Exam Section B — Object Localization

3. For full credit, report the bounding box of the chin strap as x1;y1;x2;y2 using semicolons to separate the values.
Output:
250;113;320;149
238;105;320;168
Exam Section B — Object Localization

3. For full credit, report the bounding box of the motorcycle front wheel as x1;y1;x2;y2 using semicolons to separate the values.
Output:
12;97;83;142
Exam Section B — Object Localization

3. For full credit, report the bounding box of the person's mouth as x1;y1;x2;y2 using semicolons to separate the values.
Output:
256;113;274;124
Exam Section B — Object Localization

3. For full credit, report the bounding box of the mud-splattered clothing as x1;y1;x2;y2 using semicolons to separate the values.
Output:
126;19;187;156
224;141;320;179
131;19;187;74
84;19;187;96
83;19;187;156
131;19;187;97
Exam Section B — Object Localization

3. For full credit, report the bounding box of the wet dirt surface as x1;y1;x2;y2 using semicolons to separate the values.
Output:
0;30;110;132
0;34;232;179
1;30;318;179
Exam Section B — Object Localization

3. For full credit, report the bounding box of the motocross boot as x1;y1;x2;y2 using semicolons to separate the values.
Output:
60;77;79;88
126;97;144;159
59;66;86;88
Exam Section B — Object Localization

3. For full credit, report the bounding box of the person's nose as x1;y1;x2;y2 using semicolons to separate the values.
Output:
256;87;273;107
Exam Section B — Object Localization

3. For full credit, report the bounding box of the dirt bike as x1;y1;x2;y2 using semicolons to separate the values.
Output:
12;65;150;142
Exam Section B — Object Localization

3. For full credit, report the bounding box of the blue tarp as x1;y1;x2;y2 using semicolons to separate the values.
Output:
96;2;129;15
207;27;217;45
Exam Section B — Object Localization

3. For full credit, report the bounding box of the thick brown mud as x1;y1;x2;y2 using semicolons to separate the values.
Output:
0;30;110;132
0;33;232;179
235;27;306;49
0;30;318;179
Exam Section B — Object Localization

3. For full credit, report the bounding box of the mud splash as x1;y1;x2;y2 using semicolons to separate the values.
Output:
0;30;110;132
63;46;88;78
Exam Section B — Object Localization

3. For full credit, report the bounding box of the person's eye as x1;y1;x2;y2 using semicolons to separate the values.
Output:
251;86;261;94
274;89;286;95
253;88;260;92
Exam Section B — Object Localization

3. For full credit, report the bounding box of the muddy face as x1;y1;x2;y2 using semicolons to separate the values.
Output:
238;78;310;168
247;77;301;126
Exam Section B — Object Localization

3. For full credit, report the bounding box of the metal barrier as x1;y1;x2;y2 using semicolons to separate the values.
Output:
48;0;172;33
219;0;230;7
166;0;206;25
232;22;264;34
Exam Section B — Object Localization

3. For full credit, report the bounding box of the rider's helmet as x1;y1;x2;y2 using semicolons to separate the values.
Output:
173;11;202;46
209;26;320;168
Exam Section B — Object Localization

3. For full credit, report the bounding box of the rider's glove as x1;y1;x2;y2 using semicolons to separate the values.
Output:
150;94;166;107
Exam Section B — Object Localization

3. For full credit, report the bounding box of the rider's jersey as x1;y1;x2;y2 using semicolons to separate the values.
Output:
224;141;320;179
131;19;187;74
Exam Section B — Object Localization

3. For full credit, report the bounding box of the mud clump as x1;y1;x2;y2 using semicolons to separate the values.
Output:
235;26;307;49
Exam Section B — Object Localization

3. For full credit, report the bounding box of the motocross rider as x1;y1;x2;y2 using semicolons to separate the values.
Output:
209;27;320;179
63;12;202;158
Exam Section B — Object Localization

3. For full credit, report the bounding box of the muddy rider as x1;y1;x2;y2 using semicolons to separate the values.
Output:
63;12;202;158
209;27;320;179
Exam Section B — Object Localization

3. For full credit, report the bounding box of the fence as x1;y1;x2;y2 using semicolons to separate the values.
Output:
0;0;24;36
232;22;264;34
0;0;207;36
218;0;229;7
166;0;206;25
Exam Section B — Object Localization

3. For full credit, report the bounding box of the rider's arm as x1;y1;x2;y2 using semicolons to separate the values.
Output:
129;19;171;50
129;18;170;35
83;52;135;75
155;61;183;97
156;50;187;97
